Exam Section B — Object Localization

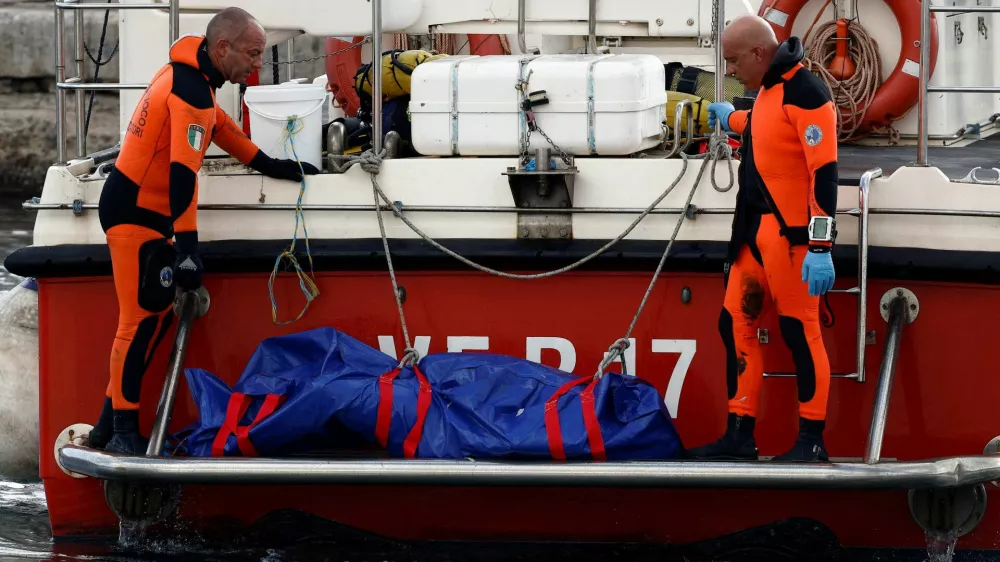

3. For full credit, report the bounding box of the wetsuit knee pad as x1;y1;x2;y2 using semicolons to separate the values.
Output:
718;309;738;400
777;315;816;403
138;238;177;313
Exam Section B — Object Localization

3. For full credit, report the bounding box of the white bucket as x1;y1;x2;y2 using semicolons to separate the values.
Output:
244;83;327;171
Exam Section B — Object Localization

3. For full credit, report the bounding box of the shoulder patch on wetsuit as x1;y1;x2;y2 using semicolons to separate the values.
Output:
781;68;832;111
804;124;823;146
169;63;214;110
186;124;206;151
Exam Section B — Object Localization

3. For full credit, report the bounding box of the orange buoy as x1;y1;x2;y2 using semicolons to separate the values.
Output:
324;36;365;117
826;19;856;80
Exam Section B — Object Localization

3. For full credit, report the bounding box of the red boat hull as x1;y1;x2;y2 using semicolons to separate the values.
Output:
34;269;1000;549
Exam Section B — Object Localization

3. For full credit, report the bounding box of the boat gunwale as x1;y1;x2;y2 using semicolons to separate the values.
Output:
57;444;1000;490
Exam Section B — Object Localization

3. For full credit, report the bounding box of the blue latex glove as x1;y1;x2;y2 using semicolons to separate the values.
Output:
707;102;735;133
802;250;835;296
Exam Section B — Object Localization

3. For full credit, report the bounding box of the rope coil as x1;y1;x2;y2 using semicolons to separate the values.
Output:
803;18;884;142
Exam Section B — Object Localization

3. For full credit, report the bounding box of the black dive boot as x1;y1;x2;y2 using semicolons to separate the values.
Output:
105;410;150;455
771;418;829;462
86;397;114;449
686;413;758;460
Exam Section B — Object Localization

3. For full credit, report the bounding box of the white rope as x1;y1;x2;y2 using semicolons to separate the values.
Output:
364;153;733;280
594;142;716;378
706;134;735;193
373;178;418;367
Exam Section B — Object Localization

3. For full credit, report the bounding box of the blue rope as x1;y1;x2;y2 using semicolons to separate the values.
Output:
267;117;320;325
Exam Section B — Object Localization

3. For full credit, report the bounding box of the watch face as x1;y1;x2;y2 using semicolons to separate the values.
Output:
812;219;828;240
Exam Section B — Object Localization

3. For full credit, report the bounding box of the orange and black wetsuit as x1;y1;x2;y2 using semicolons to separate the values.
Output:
690;37;839;462
88;35;316;453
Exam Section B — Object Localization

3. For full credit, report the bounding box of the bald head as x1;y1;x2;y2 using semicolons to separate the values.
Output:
205;7;266;84
206;8;258;46
721;14;780;90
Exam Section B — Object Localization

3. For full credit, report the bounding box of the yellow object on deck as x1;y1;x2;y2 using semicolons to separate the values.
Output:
354;50;450;101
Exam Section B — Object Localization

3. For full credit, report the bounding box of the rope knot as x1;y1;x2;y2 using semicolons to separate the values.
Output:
360;149;386;174
398;348;420;368
594;338;631;379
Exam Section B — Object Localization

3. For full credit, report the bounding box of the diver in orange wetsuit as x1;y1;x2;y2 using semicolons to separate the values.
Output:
687;15;839;462
87;7;319;454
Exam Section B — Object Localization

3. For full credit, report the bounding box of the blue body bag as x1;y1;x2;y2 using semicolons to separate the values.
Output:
173;328;684;461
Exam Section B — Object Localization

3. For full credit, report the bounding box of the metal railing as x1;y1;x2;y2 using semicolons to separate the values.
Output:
371;0;383;153
54;0;178;164
918;3;1000;165
864;292;910;464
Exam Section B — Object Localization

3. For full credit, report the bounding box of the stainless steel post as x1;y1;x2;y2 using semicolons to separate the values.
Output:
286;38;294;82
146;291;200;457
587;0;598;54
517;0;539;54
864;296;907;464
168;0;179;44
55;2;67;163
73;0;86;157
715;0;725;127
855;168;880;383
372;0;383;153
917;0;930;166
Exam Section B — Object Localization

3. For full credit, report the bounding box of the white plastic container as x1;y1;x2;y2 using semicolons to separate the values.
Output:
408;54;667;157
244;83;327;170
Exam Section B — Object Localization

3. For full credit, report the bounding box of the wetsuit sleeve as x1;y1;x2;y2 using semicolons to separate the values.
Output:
166;89;214;253
782;73;838;250
728;110;749;135
212;104;261;166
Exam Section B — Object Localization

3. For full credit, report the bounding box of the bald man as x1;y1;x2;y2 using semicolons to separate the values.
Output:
88;7;319;454
687;15;839;463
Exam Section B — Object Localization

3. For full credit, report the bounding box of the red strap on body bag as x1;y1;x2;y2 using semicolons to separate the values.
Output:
211;392;285;457
374;365;432;458
544;376;607;462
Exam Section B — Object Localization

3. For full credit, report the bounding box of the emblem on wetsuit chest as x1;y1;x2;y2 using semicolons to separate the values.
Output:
804;124;823;146
159;266;173;288
187;124;206;150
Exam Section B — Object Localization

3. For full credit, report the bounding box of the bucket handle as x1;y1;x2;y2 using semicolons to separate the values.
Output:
246;96;327;123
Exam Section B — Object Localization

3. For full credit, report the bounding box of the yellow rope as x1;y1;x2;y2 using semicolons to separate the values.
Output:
267;116;320;325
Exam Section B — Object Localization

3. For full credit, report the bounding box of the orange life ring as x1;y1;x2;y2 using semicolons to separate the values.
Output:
325;36;365;117
758;0;939;135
